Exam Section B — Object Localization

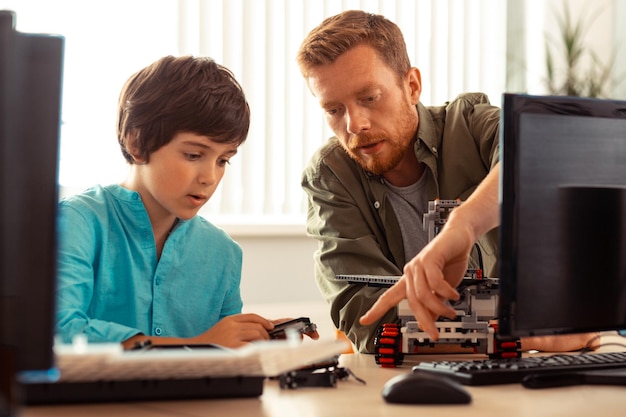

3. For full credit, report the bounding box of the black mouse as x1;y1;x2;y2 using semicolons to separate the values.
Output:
382;371;472;405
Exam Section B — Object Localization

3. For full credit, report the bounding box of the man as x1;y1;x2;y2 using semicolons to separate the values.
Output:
297;10;595;353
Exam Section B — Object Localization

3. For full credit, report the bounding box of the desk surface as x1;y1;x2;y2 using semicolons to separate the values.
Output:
21;333;626;417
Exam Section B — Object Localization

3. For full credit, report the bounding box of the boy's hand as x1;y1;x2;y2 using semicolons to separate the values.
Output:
196;313;274;348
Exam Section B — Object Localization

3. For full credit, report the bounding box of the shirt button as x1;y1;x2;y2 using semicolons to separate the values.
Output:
431;146;437;153
374;201;381;209
155;327;162;335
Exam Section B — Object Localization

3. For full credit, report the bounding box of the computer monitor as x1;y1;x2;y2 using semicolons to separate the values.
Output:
498;93;626;338
0;9;64;414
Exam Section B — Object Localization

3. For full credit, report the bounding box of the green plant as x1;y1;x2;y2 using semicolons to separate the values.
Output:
544;2;617;98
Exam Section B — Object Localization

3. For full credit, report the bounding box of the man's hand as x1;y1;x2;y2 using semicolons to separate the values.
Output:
361;166;500;340
359;220;474;340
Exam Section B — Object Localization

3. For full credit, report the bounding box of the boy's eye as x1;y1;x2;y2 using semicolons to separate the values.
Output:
218;158;231;167
185;153;201;161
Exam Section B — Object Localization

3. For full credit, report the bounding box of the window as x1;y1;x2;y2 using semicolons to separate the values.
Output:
2;0;507;229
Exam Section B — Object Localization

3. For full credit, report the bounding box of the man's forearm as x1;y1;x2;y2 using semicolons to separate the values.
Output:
447;163;500;241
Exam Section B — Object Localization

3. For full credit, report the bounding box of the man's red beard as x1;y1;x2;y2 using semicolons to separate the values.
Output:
345;133;413;175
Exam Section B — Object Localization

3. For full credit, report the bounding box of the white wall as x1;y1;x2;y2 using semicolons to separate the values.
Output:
228;230;324;306
230;230;337;335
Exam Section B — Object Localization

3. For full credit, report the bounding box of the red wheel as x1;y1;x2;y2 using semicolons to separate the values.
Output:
488;322;521;359
374;323;404;367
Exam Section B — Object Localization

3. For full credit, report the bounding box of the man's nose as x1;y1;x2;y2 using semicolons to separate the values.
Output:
346;107;370;135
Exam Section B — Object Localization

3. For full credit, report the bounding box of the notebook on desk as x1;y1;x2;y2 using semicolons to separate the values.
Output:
20;338;347;404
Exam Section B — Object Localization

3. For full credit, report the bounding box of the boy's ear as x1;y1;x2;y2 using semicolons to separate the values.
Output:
125;130;146;164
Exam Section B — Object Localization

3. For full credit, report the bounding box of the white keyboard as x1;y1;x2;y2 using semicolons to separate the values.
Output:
49;338;348;383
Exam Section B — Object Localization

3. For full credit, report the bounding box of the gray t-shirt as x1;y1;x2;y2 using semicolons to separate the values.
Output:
384;170;430;263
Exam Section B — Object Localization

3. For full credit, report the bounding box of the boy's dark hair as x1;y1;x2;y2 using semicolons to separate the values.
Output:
117;55;250;164
296;10;411;82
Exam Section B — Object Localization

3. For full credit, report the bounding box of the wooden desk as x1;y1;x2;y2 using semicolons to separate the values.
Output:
21;333;626;417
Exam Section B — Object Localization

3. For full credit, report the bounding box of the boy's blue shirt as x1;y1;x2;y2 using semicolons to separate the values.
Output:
56;184;243;343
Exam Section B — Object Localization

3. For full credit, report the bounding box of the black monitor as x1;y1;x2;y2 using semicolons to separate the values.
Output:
498;93;626;338
0;10;64;414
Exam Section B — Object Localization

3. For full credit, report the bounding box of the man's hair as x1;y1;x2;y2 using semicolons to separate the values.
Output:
117;55;250;164
296;10;411;80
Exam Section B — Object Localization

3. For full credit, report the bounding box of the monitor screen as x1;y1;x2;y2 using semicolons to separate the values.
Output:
0;9;64;412
498;93;626;338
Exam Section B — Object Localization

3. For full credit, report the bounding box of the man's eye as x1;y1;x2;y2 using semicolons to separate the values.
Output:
326;106;345;117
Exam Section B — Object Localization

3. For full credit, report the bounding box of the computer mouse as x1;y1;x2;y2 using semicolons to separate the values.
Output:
382;371;472;405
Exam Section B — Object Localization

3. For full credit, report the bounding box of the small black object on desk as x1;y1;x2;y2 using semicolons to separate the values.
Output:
269;317;317;340
382;371;472;405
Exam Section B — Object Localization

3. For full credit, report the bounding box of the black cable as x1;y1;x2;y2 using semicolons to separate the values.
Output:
578;333;604;353
579;342;626;354
472;243;484;272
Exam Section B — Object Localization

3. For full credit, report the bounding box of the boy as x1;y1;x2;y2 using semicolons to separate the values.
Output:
56;56;315;349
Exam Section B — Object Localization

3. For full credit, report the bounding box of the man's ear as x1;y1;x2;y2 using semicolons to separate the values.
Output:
406;67;422;105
